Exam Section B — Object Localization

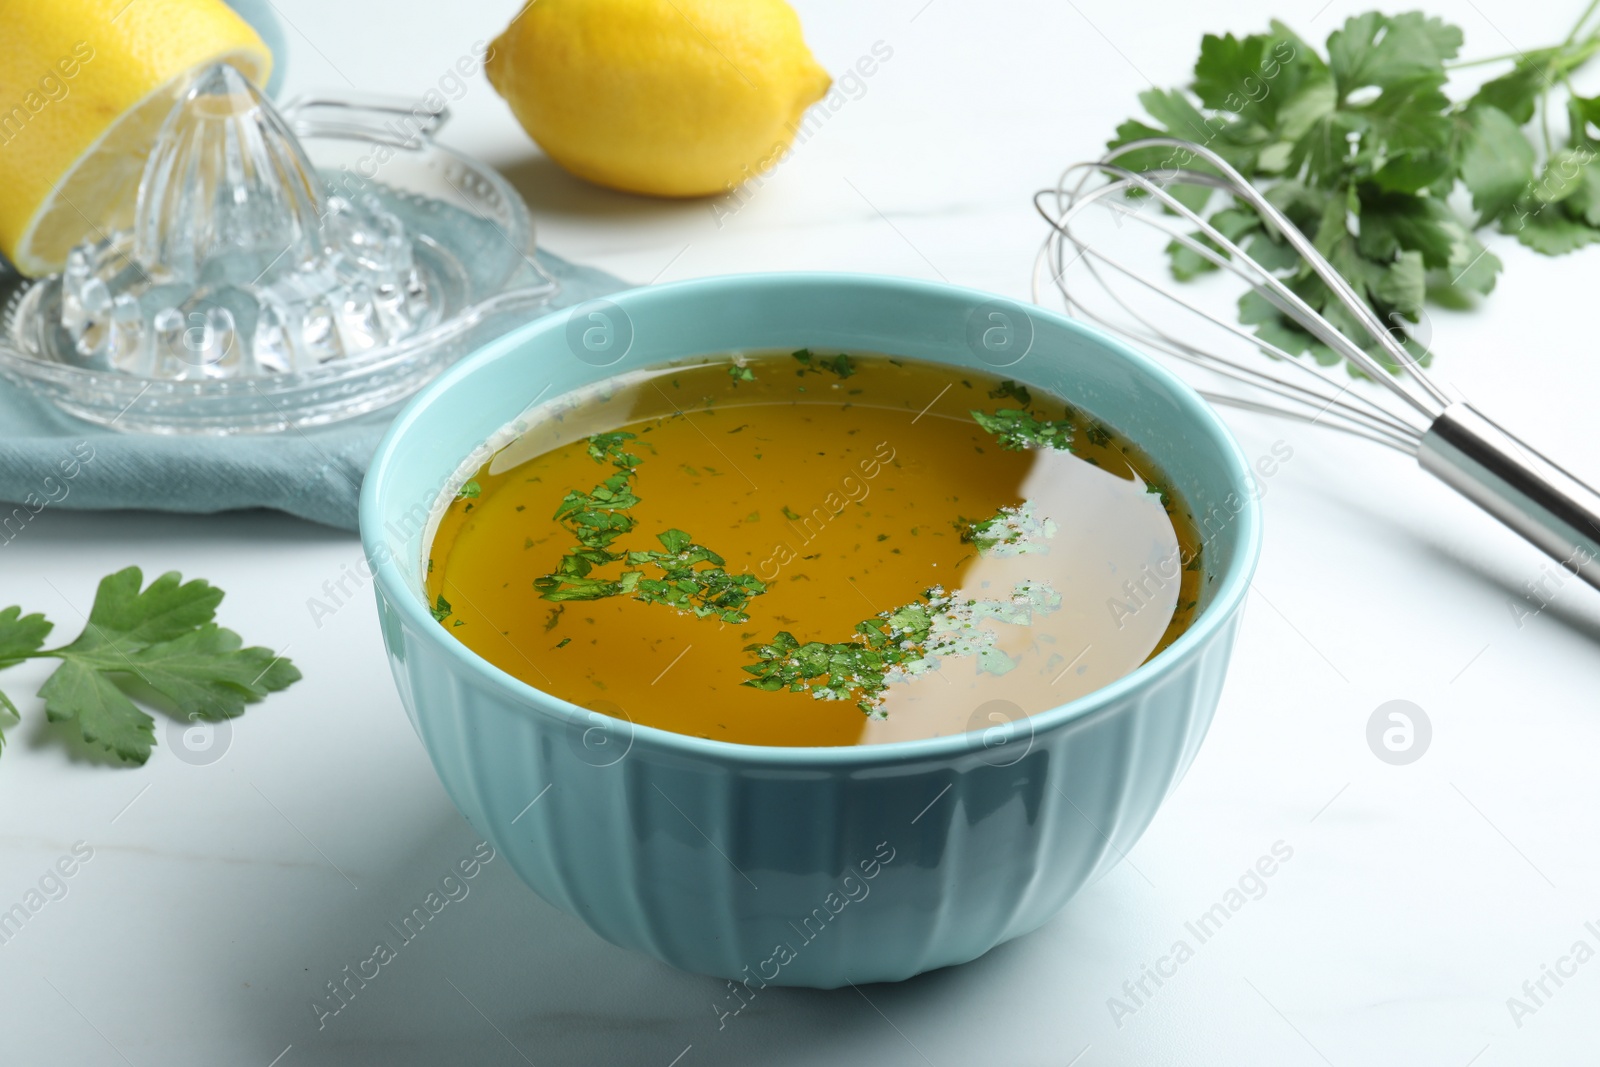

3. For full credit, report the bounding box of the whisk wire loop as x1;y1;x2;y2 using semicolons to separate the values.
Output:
1033;146;1445;427
1032;137;1600;593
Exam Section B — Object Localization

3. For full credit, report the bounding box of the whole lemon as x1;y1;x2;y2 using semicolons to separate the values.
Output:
485;0;831;198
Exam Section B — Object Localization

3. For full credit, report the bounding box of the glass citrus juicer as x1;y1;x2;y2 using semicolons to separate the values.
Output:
0;63;557;434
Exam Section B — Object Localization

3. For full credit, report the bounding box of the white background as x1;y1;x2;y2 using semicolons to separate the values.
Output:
4;0;1600;1064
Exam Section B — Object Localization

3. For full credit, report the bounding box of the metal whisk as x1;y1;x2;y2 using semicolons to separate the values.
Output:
1032;137;1600;592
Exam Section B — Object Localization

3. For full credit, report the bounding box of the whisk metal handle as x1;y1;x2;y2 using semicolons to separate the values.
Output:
1418;404;1600;591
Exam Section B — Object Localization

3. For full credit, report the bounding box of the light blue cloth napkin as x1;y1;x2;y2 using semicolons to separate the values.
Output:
0;251;629;531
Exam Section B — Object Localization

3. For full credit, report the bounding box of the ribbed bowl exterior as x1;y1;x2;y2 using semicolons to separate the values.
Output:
379;591;1241;987
363;273;1262;988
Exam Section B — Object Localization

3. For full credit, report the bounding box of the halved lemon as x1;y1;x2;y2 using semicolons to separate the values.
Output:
0;0;272;276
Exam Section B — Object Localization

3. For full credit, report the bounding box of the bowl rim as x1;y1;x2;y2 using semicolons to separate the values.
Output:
361;271;1263;768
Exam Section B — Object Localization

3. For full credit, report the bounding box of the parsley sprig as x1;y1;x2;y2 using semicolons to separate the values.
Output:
533;432;645;601
0;568;300;765
531;432;767;623
1111;7;1600;368
741;582;1062;715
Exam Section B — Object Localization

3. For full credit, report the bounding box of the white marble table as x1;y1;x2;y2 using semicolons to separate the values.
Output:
5;0;1600;1063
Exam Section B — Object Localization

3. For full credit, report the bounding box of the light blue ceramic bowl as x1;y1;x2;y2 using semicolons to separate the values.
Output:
361;273;1262;988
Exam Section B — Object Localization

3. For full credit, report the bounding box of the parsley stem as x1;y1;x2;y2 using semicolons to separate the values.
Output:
1541;89;1554;158
1445;34;1600;71
1445;51;1528;70
1564;0;1600;47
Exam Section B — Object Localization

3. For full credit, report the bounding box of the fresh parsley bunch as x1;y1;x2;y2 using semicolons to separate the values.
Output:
0;568;300;765
1110;7;1600;367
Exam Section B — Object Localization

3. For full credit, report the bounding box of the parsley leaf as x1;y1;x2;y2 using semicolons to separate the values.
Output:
0;568;300;765
1325;11;1460;93
1459;106;1535;222
56;568;223;656
0;606;52;667
1508;208;1600;255
39;661;153;764
0;607;49;751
